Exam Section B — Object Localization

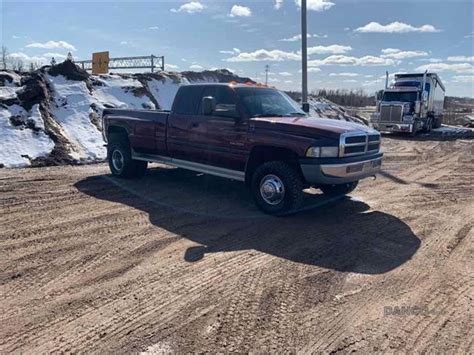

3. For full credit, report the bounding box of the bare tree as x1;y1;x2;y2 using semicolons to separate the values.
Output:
29;62;40;72
1;45;9;70
12;60;24;72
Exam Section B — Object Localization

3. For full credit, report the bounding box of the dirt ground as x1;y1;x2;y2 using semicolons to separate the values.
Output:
1;135;473;353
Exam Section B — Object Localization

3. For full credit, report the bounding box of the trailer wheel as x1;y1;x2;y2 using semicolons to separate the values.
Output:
108;135;147;178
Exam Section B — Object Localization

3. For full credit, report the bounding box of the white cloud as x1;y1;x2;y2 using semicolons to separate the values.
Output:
9;52;47;63
362;80;381;87
447;56;474;62
229;5;252;17
464;32;474;39
279;72;293;76
381;48;428;59
120;41;128;45
148;26;159;30
43;52;68;58
274;0;283;9
415;62;474;74
165;63;179;71
279;33;328;42
219;48;240;55
451;75;474;83
225;45;351;63
329;72;359;77
343;79;358;83
295;0;335;12
226;49;300;62
420;58;443;63
308;67;321;73
26;40;76;51
309;55;396;67
284;80;293;83
189;64;204;70
171;2;205;13
306;44;352;55
355;21;441;33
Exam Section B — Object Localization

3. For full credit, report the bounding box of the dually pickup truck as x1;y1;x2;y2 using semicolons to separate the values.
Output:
102;83;383;215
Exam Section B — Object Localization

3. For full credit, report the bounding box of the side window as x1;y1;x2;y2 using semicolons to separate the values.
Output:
174;86;203;115
214;87;239;118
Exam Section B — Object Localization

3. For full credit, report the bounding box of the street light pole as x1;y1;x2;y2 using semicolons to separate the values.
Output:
301;0;309;112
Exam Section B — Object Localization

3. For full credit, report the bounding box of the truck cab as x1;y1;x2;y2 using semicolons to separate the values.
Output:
371;72;445;134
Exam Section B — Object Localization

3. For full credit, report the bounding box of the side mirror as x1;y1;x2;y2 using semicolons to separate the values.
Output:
202;96;216;115
415;101;421;114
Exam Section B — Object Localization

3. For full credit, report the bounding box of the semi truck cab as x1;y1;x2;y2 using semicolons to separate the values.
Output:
371;72;445;134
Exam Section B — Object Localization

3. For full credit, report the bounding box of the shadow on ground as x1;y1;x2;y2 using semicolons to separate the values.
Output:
75;166;420;274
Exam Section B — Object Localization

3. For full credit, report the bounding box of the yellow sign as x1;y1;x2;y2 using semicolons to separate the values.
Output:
92;51;109;74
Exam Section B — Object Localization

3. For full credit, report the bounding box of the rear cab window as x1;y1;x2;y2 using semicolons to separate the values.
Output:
173;86;204;115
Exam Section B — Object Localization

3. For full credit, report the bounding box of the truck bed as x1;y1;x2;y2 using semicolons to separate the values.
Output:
103;109;170;154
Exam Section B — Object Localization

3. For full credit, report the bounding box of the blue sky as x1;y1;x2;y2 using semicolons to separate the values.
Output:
2;0;473;97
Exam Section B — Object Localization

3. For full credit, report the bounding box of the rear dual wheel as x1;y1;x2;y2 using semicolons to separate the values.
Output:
108;135;147;178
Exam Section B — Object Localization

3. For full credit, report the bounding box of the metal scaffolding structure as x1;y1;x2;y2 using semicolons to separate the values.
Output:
76;55;165;73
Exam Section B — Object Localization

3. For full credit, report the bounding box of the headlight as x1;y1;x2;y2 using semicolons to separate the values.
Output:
306;146;339;158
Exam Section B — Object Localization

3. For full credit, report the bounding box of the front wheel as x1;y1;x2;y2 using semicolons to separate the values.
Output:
319;181;358;196
251;161;304;216
108;137;147;178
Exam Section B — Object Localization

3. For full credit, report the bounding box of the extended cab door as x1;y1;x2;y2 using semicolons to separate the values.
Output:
200;86;248;171
167;85;209;163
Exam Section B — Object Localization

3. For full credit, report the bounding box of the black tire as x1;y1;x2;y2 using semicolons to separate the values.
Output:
433;116;443;129
107;135;147;178
251;161;304;216
320;181;358;196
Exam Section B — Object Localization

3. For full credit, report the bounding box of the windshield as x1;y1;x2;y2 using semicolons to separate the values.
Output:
382;91;418;103
235;87;307;117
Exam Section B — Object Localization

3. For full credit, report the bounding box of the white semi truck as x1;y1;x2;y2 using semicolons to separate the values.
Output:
371;71;445;134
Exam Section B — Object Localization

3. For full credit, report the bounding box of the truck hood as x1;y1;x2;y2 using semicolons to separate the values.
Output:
250;116;374;138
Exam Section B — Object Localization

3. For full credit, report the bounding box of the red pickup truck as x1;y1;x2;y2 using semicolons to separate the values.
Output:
102;83;382;215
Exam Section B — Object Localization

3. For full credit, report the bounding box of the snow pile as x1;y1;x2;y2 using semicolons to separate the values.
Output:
144;76;185;110
47;74;106;161
0;103;55;168
0;63;255;168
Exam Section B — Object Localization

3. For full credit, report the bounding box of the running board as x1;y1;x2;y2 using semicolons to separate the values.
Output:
132;152;245;182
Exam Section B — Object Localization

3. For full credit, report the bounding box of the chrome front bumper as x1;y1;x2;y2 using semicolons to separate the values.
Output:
300;155;383;185
373;122;413;133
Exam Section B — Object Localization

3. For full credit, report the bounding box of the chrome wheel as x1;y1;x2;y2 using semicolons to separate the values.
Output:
111;149;124;172
260;174;285;205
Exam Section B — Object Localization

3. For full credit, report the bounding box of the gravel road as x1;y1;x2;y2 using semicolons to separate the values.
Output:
1;136;472;353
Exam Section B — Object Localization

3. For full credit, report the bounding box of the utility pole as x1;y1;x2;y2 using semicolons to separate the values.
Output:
301;0;309;112
265;64;270;86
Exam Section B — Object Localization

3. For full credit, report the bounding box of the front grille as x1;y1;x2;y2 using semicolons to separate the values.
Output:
340;132;381;157
380;105;403;122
